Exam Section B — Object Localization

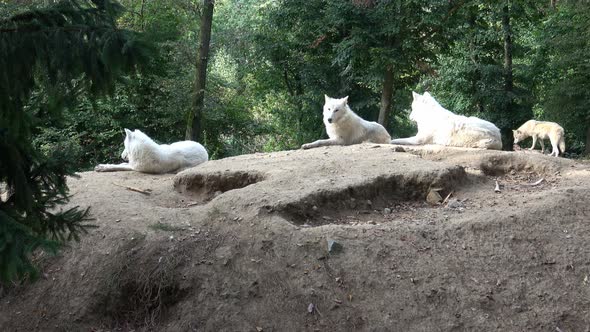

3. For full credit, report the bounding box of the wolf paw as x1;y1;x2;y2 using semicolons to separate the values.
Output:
301;143;312;150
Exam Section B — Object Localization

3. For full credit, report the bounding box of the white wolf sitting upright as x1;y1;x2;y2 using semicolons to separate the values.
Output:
301;95;391;149
391;92;502;150
94;129;208;174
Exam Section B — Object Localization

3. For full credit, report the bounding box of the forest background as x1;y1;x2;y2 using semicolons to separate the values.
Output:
6;0;590;167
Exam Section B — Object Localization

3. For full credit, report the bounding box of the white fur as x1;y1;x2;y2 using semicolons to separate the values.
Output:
301;95;391;149
391;92;502;150
95;129;208;174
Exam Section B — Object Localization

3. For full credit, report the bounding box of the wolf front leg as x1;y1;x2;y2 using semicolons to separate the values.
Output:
390;135;428;145
529;136;537;151
94;163;134;172
539;138;545;154
301;138;343;150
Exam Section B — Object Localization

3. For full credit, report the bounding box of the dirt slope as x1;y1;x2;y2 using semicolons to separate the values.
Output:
1;144;590;331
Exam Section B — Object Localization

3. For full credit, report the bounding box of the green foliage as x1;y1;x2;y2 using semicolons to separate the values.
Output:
32;0;590;164
532;1;590;153
0;0;151;282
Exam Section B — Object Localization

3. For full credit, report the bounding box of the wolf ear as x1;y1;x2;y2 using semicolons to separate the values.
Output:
324;94;330;103
412;91;420;100
342;96;349;104
423;91;432;98
124;128;132;136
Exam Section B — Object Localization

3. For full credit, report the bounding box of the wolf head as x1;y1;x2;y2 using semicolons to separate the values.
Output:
323;95;349;125
121;129;151;160
409;91;427;122
122;128;133;160
512;129;526;144
409;91;447;123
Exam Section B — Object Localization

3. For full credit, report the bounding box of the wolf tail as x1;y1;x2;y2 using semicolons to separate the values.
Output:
559;136;566;154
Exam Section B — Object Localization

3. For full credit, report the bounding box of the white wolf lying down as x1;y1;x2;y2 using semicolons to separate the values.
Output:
94;129;208;174
301;95;391;149
391;92;502;150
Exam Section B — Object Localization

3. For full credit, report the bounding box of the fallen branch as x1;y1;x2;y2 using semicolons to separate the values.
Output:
113;182;152;195
494;181;501;193
523;178;545;187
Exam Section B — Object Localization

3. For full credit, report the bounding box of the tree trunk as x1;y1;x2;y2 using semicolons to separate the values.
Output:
501;2;514;150
502;3;513;94
186;0;214;141
378;65;394;125
585;123;590;154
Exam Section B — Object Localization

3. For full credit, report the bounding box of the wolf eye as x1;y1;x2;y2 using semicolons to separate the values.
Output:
333;109;339;112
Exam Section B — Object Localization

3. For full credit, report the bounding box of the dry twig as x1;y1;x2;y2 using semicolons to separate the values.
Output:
523;178;545;187
113;182;152;195
442;191;454;205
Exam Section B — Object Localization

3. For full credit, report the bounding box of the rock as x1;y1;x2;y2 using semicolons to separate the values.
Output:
446;199;464;209
383;208;392;214
426;189;442;205
327;238;343;254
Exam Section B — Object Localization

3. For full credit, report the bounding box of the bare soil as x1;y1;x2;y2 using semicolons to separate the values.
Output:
1;144;590;331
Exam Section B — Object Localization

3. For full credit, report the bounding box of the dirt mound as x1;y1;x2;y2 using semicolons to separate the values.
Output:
278;165;466;227
1;144;590;331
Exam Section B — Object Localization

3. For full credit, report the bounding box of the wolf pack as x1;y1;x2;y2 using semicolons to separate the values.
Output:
95;91;566;174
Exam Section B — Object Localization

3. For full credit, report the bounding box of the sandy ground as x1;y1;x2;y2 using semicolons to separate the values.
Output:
1;144;590;331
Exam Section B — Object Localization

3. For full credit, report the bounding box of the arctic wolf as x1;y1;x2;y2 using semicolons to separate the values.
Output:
513;120;565;157
301;95;391;149
94;129;208;173
390;92;502;150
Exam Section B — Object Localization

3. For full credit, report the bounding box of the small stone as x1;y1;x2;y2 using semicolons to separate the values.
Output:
383;208;392;214
446;199;464;209
327;238;343;254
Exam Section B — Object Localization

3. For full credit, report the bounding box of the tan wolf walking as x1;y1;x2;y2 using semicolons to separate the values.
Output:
513;120;565;157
